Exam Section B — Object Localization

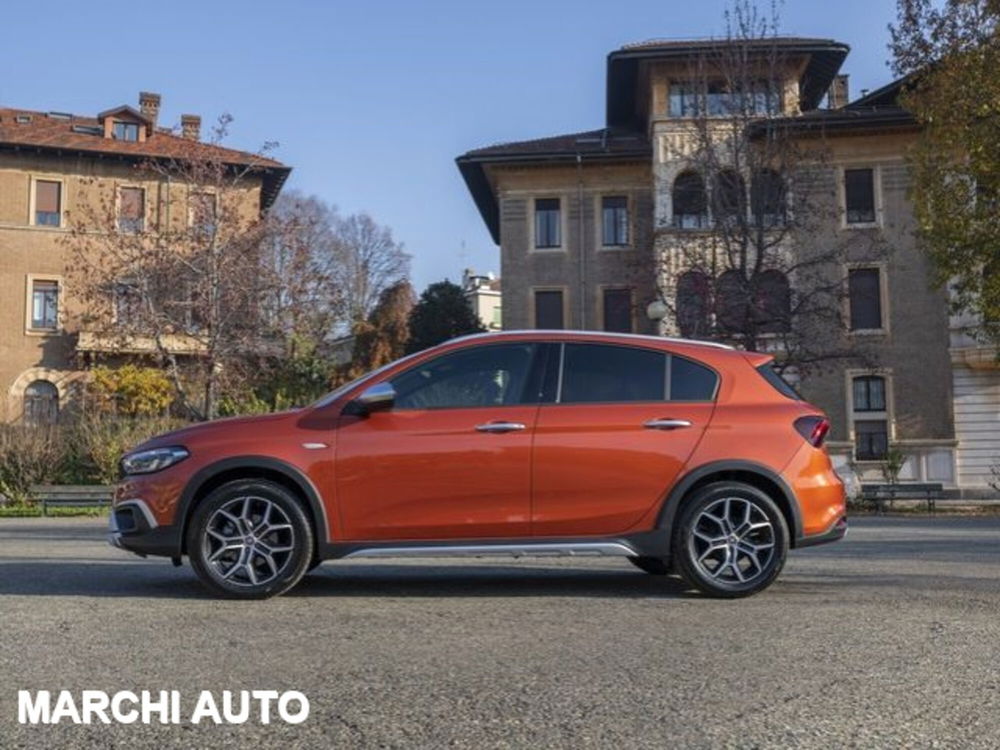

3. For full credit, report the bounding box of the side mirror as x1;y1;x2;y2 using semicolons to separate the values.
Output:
352;382;396;414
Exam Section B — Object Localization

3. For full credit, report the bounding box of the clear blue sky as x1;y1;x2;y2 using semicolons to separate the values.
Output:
2;0;900;290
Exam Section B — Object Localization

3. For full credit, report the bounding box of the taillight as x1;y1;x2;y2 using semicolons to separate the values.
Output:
794;416;830;448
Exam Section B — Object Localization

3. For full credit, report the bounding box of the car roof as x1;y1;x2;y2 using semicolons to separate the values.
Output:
449;329;735;351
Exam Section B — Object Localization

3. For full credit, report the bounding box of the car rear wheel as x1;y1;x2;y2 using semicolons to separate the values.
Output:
628;556;671;575
187;480;314;599
672;481;788;598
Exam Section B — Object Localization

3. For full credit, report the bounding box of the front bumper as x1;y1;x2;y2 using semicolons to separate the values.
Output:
108;499;182;558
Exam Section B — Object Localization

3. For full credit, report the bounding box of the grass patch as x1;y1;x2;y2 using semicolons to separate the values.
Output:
0;506;108;518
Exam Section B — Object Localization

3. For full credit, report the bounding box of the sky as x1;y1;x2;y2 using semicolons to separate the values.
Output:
2;0;901;290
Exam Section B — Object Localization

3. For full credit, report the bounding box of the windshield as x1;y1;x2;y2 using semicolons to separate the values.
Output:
309;351;421;409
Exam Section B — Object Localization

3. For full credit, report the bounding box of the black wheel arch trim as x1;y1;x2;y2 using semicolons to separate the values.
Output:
173;455;330;557
656;460;804;551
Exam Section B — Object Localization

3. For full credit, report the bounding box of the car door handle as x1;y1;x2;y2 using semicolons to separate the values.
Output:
643;419;693;430
475;421;526;433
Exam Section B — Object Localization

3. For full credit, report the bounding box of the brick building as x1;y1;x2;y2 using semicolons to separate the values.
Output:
457;39;999;495
0;92;290;422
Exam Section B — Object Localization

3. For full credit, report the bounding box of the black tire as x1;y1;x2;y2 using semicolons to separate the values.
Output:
187;479;314;600
628;556;671;575
671;481;788;598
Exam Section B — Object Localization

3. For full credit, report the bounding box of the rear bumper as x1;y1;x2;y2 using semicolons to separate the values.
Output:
796;515;848;548
108;499;181;558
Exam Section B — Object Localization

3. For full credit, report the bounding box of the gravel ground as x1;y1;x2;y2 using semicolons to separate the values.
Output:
1;515;999;749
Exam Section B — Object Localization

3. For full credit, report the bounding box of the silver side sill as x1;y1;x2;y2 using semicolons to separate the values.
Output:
344;541;639;560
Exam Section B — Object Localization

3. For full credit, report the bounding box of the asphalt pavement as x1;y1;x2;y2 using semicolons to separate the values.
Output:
1;514;999;748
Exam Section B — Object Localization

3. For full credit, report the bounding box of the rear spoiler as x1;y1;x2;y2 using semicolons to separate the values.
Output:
743;352;773;368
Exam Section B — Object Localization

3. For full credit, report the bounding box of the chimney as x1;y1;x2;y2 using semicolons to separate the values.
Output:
138;91;161;128
181;114;201;141
828;74;849;109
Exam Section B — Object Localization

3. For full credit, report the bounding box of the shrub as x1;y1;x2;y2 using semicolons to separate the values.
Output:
0;425;63;505
89;365;173;417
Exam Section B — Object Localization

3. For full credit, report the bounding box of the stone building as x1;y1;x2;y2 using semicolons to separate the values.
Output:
0;92;290;422
457;39;999;496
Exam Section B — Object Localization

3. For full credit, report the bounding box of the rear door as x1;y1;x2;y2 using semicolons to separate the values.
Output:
531;342;718;536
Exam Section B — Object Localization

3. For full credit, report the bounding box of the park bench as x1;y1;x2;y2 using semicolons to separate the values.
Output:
30;485;113;515
860;482;945;514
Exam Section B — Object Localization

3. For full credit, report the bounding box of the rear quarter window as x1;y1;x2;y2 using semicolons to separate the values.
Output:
756;363;802;400
670;355;718;401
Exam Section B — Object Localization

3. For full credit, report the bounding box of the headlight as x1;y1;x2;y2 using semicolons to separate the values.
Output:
120;446;189;475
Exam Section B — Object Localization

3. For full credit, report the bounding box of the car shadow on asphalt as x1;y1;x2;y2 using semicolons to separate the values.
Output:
0;559;695;599
292;563;695;599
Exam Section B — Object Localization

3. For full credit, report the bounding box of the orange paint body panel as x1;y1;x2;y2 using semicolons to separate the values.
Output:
531;402;714;536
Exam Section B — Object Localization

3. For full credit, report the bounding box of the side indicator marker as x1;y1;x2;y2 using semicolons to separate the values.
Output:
302;442;328;450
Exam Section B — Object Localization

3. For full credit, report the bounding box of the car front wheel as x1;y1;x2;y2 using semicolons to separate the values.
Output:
187;479;314;599
672;481;788;598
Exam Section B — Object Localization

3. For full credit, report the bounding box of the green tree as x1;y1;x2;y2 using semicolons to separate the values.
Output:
406;280;485;354
890;0;1000;340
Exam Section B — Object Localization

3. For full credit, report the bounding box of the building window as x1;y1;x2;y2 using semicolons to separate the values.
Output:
602;288;632;333
113;121;140;142
751;169;786;226
113;281;142;326
668;82;700;117
852;375;889;460
30;280;59;330
754;270;791;333
676;271;711;338
712;169;746;225
844;168;876;224
848;267;883;330
715;269;748;333
672;172;708;228
34;180;61;227
189;192;217;237
534;198;561;249
534;290;564;329
24;380;59;425
601;196;629;246
118;187;145;233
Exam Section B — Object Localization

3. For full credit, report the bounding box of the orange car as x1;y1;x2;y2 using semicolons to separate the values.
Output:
110;331;846;599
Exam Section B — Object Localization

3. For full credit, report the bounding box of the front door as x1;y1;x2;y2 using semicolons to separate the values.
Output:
335;342;541;541
531;342;717;536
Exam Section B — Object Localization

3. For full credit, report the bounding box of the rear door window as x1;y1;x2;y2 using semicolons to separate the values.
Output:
560;343;666;403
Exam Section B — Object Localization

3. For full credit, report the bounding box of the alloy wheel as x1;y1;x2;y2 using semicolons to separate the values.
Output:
202;496;296;587
687;496;775;584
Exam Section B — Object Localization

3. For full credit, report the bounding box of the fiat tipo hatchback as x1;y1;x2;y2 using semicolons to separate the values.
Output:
110;331;846;599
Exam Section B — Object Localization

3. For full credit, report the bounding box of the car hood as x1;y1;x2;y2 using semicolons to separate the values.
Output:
131;410;303;453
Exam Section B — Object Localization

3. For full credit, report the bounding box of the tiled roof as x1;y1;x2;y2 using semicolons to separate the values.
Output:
0;107;290;208
0;107;285;167
462;127;651;159
620;36;844;51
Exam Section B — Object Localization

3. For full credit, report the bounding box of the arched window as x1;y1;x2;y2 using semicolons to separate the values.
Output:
712;169;746;225
715;269;748;332
24;380;59;425
672;171;708;229
753;270;791;333
751;169;786;226
676;271;711;338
